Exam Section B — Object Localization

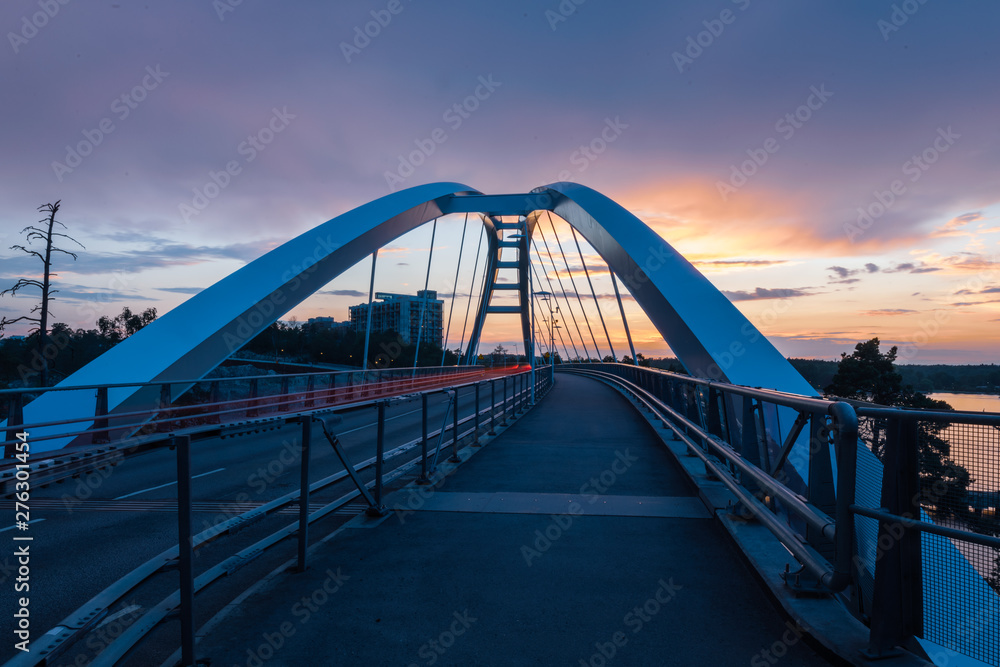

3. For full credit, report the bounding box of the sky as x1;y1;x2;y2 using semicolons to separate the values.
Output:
1;1;998;364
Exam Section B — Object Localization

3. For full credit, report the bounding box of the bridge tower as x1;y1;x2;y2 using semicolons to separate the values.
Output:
463;214;533;365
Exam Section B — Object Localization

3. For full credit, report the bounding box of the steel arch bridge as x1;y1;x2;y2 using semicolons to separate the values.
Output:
18;181;817;453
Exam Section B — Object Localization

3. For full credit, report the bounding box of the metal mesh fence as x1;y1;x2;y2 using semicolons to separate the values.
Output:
917;419;1000;664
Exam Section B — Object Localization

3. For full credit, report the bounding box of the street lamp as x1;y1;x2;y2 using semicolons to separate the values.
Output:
533;290;555;366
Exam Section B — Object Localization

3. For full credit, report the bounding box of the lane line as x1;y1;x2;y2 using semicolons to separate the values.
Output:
338;406;423;434
114;467;226;500
1;518;45;533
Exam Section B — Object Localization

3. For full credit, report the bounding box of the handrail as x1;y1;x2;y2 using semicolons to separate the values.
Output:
561;366;857;591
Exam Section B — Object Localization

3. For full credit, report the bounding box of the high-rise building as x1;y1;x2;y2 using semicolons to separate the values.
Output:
348;290;444;347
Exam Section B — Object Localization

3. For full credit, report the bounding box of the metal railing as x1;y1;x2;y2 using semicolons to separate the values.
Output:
563;363;1000;664
4;365;554;667
1;364;526;455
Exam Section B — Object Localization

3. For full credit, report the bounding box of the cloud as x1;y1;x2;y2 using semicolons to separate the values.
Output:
156;286;203;294
862;309;916;316
0;239;278;277
827;266;852;279
317;289;367;297
723;287;812;302
865;263;880;273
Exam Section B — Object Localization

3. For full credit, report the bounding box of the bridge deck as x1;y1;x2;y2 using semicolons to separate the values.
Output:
198;373;833;666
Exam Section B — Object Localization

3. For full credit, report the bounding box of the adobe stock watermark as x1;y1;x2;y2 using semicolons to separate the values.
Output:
178;106;295;224
383;75;502;190
238;567;349;667
749;621;809;666
877;0;932;41
50;65;170;182
341;0;413;63
213;0;246;22
716;84;833;201
672;0;752;73
521;449;637;566
545;0;588;31
407;610;477;667
7;0;71;54
844;126;959;242
578;578;683;667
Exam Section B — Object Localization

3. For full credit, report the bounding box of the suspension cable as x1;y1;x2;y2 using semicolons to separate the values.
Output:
529;255;574;365
457;222;486;364
535;223;590;361
531;238;581;362
548;212;602;361
440;213;469;366
412;218;437;376
610;270;638;365
571;227;615;361
361;249;378;370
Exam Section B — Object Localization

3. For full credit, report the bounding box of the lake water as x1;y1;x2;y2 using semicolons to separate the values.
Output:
926;392;1000;414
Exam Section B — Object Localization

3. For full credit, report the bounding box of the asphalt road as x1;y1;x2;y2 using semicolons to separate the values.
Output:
0;378;523;665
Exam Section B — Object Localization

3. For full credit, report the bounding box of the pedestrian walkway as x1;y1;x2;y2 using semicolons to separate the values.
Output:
198;373;833;666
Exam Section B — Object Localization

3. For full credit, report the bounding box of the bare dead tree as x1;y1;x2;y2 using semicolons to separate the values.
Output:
0;201;84;387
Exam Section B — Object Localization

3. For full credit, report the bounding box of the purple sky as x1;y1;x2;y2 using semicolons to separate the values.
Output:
1;1;998;363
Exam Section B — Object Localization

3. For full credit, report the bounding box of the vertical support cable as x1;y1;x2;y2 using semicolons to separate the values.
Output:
530;260;574;363
441;213;469;366
457;223;486;364
610;271;638;365
534;231;587;361
361;250;378;370
571;227;615;361
412;218;437;376
548;212;601;360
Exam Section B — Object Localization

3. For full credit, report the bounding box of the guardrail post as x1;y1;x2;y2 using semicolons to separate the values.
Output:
418;393;430;484
174;434;196;666
158;383;173;431
91;386;110;445
246;378;259;418
866;415;922;658
489;380;497;435
278;376;290;412
304;375;315;408
806;414;837;566
208;381;222;424
5;393;25;459
501;377;508;426
366;400;387;515
450;387;461;463
297;417;311;572
473;383;481;446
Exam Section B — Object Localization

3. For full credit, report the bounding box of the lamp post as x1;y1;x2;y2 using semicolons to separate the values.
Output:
534;291;556;366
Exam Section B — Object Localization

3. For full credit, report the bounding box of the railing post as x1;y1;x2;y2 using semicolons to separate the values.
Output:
473;382;481;445
246;378;259;418
174;434;196;666
418;393;430;484
297;417;311;572
208;381;222;424
158;383;173;431
489;380;497;435
4;392;25;458
91;386;110;445
278;376;290;412
367;400;387;515
450;388;461;463
501;376;508;425
304;375;315;409
867;416;923;658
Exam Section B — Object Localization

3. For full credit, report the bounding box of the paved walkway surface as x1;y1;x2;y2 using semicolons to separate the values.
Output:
197;373;833;666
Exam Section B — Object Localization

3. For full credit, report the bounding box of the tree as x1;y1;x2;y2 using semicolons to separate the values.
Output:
825;338;971;519
97;306;158;346
0;201;84;386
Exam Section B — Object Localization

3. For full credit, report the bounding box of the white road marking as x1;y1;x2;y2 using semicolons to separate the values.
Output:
114;467;226;500
338;406;424;434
